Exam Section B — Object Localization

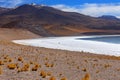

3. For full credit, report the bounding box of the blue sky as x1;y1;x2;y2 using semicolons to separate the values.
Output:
0;0;120;18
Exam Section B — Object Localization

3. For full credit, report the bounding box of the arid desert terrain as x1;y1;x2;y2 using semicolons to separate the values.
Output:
0;4;120;80
0;40;120;80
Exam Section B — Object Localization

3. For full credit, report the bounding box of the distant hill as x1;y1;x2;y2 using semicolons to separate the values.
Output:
98;15;120;20
0;4;120;37
0;7;11;14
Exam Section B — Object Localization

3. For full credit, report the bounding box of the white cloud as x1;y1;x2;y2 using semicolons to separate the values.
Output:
52;3;120;18
0;0;23;8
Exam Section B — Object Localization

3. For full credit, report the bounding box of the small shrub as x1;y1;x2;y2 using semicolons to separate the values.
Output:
32;64;41;71
61;77;67;80
8;58;12;62
18;57;23;61
47;72;52;76
59;73;62;76
84;60;88;63
21;63;30;71
104;64;111;68
45;62;50;67
24;63;30;68
77;66;80;69
96;70;99;73
82;68;87;72
40;70;47;78
35;64;41;68
32;67;38;71
4;55;8;59
0;60;4;65
117;68;120;71
45;63;54;67
30;61;33;64
3;60;8;63
45;57;48;60
0;66;2;74
82;73;90;80
17;68;21;73
50;76;56;80
50;63;54;67
16;63;19;69
7;63;16;70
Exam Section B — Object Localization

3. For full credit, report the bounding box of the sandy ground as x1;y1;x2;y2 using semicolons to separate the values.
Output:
0;28;41;40
0;40;120;80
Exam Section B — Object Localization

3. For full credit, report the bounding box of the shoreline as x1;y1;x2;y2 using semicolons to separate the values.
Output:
12;35;120;56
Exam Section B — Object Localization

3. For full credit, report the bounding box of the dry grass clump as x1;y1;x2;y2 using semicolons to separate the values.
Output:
77;66;80;69
117;68;120;71
84;60;88;63
4;55;9;59
40;70;47;78
61;77;67;80
30;61;34;64
8;58;12;62
17;68;21;73
45;62;50;67
7;63;16;70
82;68;87;72
32;67;38;71
104;64;111;68
96;70;99;73
47;72;52;76
82;73;90;80
21;63;30;71
2;55;12;63
32;64;40;71
93;64;98;68
45;62;54;67
45;57;48;60
49;76;56;80
18;57;23;61
5;58;12;63
0;66;2;74
0;60;4;65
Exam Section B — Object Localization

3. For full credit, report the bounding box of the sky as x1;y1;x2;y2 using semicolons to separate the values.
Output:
0;0;120;18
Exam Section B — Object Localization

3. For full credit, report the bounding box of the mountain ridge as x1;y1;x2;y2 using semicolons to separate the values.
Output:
0;4;120;37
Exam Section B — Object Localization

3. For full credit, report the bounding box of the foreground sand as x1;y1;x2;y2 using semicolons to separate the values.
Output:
0;40;120;80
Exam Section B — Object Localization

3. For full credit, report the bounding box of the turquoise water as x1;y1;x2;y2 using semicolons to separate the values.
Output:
76;36;120;44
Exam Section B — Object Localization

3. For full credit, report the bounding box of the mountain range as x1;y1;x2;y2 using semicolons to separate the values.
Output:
0;4;120;39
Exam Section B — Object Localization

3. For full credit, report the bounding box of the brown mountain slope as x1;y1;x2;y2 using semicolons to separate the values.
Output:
0;4;120;37
0;7;11;14
0;28;40;40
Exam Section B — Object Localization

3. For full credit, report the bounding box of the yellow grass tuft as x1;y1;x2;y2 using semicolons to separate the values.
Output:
18;57;23;61
47;72;52;76
104;64;111;68
82;73;90;80
17;68;21;73
0;66;2;74
8;58;12;62
82;68;87;72
21;63;30;71
40;70;47;78
45;62;54;67
61;77;67;80
32;64;40;71
7;63;16;70
0;60;4;65
49;76;56;80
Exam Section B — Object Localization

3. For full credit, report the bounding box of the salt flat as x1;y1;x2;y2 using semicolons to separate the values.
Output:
13;35;120;56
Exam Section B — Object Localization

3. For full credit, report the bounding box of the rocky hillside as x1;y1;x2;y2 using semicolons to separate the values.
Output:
0;4;120;37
